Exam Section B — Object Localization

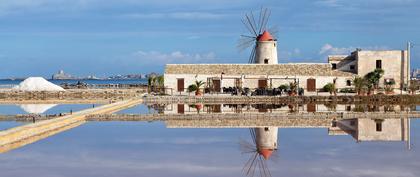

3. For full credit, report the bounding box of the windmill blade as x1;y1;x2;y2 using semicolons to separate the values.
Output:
268;25;279;39
250;11;259;36
243;152;258;174
249;128;257;144
245;14;258;36
260;8;268;32
258;7;264;34
246;152;259;176
261;157;272;177
263;9;271;30
238;37;256;52
239;138;257;152
241;18;257;37
248;46;257;64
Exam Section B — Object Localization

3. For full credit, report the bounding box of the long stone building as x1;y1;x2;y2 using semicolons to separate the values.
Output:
163;30;411;94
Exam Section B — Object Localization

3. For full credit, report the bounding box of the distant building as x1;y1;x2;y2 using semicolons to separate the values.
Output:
51;70;75;80
412;69;420;80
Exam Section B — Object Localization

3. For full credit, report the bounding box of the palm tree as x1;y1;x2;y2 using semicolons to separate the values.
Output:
147;76;156;93
353;76;366;95
156;75;164;93
364;69;384;95
193;80;206;96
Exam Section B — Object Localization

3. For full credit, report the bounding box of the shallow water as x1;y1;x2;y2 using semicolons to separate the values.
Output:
0;104;419;177
0;119;419;177
0;104;101;115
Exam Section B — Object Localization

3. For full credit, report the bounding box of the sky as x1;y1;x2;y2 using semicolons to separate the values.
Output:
0;0;419;78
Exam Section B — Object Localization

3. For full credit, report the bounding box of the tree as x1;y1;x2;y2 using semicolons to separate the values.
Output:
193;80;206;96
147;75;156;93
353;76;367;95
384;79;395;94
323;83;336;95
364;68;384;95
288;81;298;96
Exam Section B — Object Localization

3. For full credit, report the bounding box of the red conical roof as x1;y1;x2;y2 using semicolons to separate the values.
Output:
259;149;273;160
258;31;274;41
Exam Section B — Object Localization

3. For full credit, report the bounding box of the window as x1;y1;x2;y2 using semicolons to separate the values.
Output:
376;60;382;69
346;106;351;111
332;63;337;70
375;119;383;132
376;122;382;132
350;120;355;126
265;127;269;131
346;80;352;86
264;59;269;64
350;65;355;70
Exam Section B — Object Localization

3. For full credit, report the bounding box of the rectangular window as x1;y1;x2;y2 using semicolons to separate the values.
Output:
376;122;382;132
376;60;382;69
332;63;337;70
350;65;355;70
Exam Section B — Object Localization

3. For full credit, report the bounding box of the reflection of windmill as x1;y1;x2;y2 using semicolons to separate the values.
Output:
241;127;278;177
238;8;278;64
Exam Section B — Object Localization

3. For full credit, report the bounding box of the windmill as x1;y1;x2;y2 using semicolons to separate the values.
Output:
240;127;279;177
238;8;278;64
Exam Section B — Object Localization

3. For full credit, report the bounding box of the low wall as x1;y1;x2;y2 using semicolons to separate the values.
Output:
0;88;145;102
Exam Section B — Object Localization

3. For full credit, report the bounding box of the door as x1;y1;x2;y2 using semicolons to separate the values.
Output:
307;103;316;112
177;78;184;92
213;79;221;92
177;104;184;114
307;78;316;92
258;79;267;89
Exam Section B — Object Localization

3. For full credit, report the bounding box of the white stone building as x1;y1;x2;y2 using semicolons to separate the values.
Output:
163;29;411;94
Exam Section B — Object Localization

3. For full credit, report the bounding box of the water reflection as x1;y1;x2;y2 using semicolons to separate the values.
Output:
19;104;57;114
146;103;417;114
242;127;278;177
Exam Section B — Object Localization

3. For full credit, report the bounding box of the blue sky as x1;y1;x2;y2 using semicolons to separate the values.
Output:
0;0;419;78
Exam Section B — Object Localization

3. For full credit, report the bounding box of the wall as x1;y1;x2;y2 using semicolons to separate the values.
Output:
356;50;408;88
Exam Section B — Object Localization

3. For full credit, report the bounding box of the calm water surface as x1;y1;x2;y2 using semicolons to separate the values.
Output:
0;105;418;177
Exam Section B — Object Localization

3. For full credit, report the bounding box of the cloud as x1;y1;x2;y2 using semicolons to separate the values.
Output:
319;43;389;55
120;12;229;20
132;50;217;64
118;137;231;145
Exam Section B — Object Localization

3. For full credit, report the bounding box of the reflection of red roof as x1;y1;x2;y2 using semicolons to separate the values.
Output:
259;149;273;160
258;31;274;41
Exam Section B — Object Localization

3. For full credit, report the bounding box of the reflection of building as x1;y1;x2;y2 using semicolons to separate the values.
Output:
255;127;278;159
330;119;410;142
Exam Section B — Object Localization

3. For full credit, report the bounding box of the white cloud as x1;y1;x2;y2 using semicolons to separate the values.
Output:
132;50;217;64
319;43;389;55
120;12;229;20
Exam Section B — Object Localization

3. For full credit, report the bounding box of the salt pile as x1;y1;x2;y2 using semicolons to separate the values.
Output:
20;104;57;114
13;77;65;91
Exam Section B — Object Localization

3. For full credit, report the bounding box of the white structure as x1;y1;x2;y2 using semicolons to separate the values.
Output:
164;64;355;93
13;77;65;92
329;49;410;88
255;127;278;159
255;31;278;64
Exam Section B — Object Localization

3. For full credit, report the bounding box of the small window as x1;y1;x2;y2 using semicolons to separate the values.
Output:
376;60;382;69
376;122;382;132
346;80;351;86
350;65;355;70
264;59;269;64
332;63;337;70
375;119;383;132
264;127;269;131
346;106;351;111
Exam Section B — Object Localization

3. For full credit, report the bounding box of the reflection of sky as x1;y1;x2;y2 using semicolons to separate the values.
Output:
1;119;420;177
0;104;100;115
116;104;152;114
0;122;25;131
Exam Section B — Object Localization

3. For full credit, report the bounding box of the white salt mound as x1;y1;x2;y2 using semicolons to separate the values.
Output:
13;77;65;91
20;104;57;114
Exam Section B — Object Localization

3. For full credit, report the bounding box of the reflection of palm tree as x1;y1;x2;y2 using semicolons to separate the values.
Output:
240;128;278;177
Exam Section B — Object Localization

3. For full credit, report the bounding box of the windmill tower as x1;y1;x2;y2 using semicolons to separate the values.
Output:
239;8;278;64
241;127;278;177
